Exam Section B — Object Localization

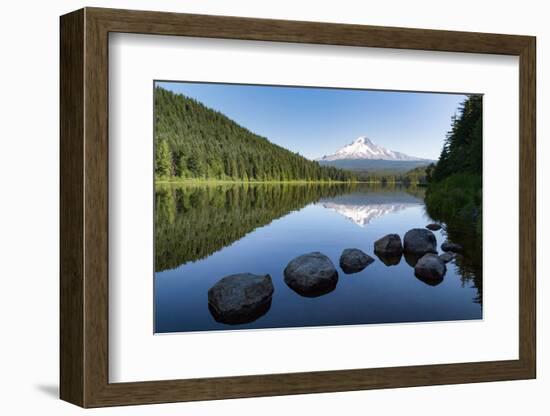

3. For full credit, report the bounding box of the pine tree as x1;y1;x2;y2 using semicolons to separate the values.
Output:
155;139;172;178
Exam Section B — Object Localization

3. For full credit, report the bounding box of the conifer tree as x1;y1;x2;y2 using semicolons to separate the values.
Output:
155;139;172;178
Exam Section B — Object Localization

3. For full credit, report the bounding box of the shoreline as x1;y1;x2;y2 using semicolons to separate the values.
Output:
155;179;420;186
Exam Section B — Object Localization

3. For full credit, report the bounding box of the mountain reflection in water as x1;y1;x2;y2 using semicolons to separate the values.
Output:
322;202;418;227
320;190;423;226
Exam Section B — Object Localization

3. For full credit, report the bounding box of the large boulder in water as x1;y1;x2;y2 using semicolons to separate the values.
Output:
284;252;338;297
414;253;446;286
404;228;437;255
374;234;403;255
208;273;274;324
339;248;374;274
441;241;464;253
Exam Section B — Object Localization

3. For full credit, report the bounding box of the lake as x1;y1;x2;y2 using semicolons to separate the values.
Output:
154;182;482;333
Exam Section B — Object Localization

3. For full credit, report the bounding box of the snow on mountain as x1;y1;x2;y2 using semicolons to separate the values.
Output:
317;136;428;162
321;202;418;227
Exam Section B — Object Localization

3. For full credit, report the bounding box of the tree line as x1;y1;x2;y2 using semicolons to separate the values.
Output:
425;95;483;232
154;86;356;182
422;94;483;303
427;95;482;182
354;165;429;186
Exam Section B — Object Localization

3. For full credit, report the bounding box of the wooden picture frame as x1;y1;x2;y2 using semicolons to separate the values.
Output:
60;7;536;408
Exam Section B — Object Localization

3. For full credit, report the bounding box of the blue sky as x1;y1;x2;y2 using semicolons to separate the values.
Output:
156;81;468;160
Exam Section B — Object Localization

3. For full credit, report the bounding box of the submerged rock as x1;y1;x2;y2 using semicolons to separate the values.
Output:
403;228;437;255
426;223;442;231
414;253;446;286
374;234;403;255
439;252;456;263
375;251;402;266
284;252;338;297
208;273;274;324
441;242;464;253
339;248;374;274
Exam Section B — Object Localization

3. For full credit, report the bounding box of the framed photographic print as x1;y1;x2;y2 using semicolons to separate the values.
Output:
60;7;536;408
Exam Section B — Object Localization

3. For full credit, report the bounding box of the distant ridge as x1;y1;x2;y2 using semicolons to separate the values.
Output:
317;136;434;175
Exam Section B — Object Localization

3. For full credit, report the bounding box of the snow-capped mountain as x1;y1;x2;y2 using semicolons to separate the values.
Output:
317;136;428;162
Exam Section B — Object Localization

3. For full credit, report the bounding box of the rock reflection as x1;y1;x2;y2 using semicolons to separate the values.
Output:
285;281;338;298
414;273;444;286
404;252;423;268
208;299;273;325
375;251;402;266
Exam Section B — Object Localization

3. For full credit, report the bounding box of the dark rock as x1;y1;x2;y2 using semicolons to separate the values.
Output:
439;252;456;263
339;248;374;274
414;253;446;286
284;252;338;297
404;228;437;255
375;251;402;266
404;251;423;268
441;242;464;253
208;273;274;324
426;223;442;231
374;234;403;255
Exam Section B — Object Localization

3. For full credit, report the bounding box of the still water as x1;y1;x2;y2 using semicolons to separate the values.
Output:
154;183;482;333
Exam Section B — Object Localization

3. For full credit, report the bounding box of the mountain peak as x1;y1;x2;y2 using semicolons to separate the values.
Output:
317;135;427;162
354;136;373;145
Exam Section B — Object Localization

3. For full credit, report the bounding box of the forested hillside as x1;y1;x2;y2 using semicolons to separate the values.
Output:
425;95;482;232
154;86;356;182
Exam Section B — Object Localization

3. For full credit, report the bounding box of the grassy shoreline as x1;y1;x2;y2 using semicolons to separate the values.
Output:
154;178;415;186
156;178;356;185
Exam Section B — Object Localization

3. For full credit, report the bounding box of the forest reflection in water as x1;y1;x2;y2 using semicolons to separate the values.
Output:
155;182;360;271
154;182;482;333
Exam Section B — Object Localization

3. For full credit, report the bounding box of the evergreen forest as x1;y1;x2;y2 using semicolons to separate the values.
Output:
425;95;483;233
154;86;357;182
